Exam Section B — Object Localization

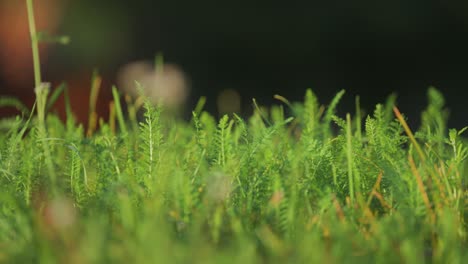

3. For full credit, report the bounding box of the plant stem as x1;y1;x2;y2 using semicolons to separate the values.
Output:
393;107;426;163
35;84;58;195
346;113;355;204
112;86;128;134
26;0;42;87
355;96;362;142
27;0;58;195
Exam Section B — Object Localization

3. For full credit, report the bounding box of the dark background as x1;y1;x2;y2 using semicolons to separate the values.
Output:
1;0;467;128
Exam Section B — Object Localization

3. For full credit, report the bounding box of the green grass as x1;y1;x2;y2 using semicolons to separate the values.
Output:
0;87;467;263
0;1;467;262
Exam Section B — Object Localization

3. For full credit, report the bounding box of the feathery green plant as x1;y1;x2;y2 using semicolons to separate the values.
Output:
1;83;467;263
138;93;163;193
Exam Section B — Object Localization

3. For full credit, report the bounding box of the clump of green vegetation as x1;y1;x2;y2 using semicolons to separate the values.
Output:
1;86;467;263
0;1;466;263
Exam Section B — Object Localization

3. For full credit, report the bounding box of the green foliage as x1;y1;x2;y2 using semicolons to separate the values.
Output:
137;99;163;193
0;88;467;263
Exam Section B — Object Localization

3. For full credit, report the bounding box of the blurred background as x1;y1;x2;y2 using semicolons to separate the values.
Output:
1;0;467;128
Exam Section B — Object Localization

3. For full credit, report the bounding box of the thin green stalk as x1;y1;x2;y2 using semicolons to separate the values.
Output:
393;107;426;163
27;0;57;194
35;84;57;195
112;86;128;134
346;113;355;203
355;96;362;143
87;70;102;137
26;0;42;87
